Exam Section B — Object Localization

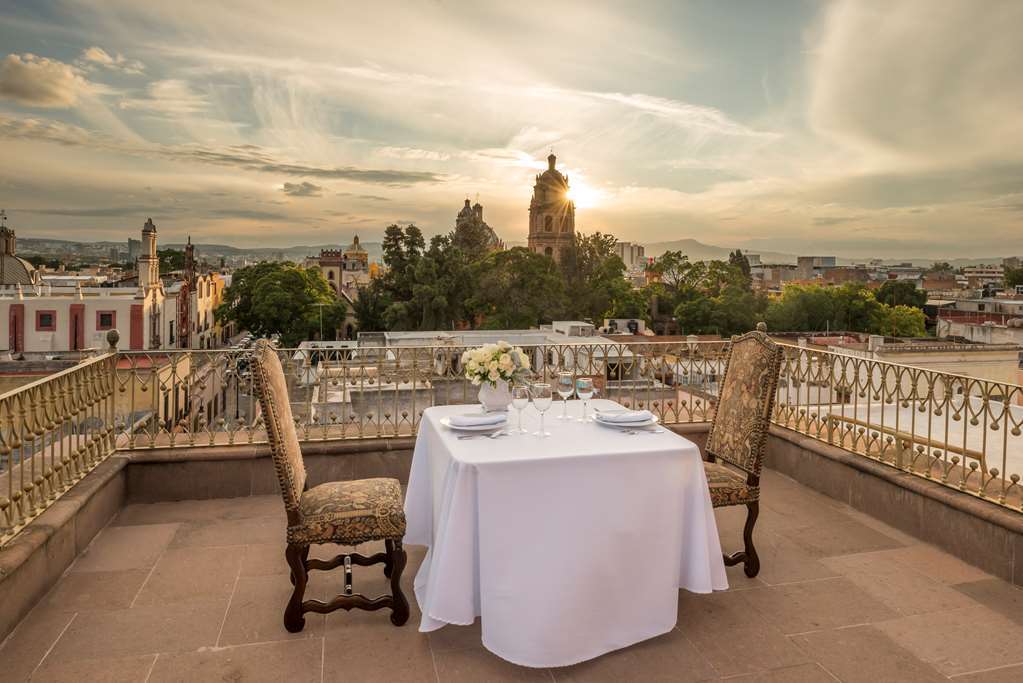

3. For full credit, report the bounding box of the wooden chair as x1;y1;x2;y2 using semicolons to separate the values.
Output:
250;340;410;631
703;328;783;578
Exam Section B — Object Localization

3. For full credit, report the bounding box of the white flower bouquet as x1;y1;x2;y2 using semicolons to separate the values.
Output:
460;341;531;387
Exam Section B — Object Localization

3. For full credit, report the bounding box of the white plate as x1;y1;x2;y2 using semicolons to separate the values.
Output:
594;414;660;429
440;416;509;432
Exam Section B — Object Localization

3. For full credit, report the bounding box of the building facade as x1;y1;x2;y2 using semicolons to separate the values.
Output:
528;154;575;264
307;236;371;299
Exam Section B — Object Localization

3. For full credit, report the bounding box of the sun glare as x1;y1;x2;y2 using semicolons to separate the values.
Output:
566;181;601;209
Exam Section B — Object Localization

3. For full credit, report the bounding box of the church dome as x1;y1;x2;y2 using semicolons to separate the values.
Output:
0;254;39;286
538;153;568;186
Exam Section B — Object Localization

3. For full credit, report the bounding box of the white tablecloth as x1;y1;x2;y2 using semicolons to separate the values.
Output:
404;399;728;668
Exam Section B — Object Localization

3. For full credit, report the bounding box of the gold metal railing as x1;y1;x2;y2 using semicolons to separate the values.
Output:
3;337;1021;547
0;353;117;545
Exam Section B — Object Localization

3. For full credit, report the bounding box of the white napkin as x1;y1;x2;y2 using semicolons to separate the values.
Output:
449;412;508;427
595;409;654;424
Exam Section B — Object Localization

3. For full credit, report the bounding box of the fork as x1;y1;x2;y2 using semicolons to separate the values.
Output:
457;431;508;440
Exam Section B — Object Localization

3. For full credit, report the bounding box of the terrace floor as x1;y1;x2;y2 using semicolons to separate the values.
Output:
2;470;1023;682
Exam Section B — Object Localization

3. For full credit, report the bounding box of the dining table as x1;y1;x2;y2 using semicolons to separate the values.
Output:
403;398;728;668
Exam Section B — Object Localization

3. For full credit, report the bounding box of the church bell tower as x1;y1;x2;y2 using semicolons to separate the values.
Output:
527;154;575;264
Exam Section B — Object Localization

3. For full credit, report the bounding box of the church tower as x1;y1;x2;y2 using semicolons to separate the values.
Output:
138;217;160;289
527;154;575;264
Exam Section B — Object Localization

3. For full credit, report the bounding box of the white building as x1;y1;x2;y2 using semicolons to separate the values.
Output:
614;242;646;271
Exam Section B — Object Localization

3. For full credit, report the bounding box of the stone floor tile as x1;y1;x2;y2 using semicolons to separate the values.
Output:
0;605;76;681
44;569;150;612
741;578;899;634
781;519;906;559
217;574;325;646
149;638;322;683
427;620;484;653
70;523;179;573
324;616;435;682
32;653;157;682
822;552;976;616
435;646;551;682
550;627;717;682
240;542;351;577
677;591;809;677
133;545;244;606
841;509;922;547
47;600;227;661
791;625;946;682
953;663;1023;682
952;579;1023;626
871;544;991;585
746;531;843;586
114;496;285;527
874;606;1023;676
168;516;283;549
723;663;837;682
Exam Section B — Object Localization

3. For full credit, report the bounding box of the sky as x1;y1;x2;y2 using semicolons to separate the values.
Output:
0;0;1021;259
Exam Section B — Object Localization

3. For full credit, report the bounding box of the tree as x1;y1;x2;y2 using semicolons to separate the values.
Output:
560;232;628;322
158;248;186;272
216;262;346;346
410;235;473;330
927;262;955;275
672;260;765;336
605;286;651;320
469;248;564;329
876;280;926;308
1005;267;1023;289
765;283;881;333
870;304;926;337
728;249;753;291
352;279;390;332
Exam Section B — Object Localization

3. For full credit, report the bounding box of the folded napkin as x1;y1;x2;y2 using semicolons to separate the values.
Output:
449;412;508;427
596;409;654;424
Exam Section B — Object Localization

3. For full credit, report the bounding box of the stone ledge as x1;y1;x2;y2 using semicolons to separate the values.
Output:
122;436;416;464
0;456;128;642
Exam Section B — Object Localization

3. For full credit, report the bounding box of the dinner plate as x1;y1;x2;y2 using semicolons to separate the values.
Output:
594;413;660;429
440;416;509;432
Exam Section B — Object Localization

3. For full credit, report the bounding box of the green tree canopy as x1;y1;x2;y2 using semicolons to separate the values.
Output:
215;262;346;346
766;283;881;333
1004;266;1023;289
158;248;185;273
672;259;766;336
870;304;926;337
469;248;565;329
875;280;927;308
560;232;629;322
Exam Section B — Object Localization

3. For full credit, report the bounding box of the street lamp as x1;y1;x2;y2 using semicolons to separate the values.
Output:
314;302;329;340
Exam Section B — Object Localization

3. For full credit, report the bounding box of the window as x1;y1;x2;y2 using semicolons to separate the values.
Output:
36;310;56;331
544;215;553;231
327;271;335;280
96;310;116;330
544;246;553;258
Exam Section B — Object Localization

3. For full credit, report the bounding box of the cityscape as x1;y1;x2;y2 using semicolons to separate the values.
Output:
1;2;1023;682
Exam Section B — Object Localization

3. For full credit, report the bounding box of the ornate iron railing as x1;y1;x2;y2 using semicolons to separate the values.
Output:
3;337;1021;545
0;353;117;545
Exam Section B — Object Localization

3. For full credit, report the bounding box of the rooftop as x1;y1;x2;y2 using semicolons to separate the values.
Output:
4;470;1021;682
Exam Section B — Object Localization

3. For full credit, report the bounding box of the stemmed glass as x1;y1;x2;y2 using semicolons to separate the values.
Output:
531;383;552;437
556;371;575;420
576;377;594;423
511;385;531;434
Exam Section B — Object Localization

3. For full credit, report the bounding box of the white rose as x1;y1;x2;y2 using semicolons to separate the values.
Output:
488;368;500;382
499;353;511;365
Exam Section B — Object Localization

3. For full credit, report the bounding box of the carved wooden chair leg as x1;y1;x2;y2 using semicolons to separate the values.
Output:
387;539;410;626
722;502;761;578
383;539;395;579
290;545;310;586
284;543;309;632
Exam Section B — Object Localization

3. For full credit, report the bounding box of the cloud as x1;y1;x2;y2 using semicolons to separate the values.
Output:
281;181;323;197
377;146;451;161
78;46;145;74
0;53;88;107
336;192;390;202
812;216;858;227
0;114;444;186
18;205;184;218
809;0;1023;168
118;79;207;115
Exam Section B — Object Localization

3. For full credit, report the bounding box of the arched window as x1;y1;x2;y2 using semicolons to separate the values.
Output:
327;270;335;280
544;246;553;258
544;215;553;231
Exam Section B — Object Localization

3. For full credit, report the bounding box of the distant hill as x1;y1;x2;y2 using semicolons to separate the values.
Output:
643;239;800;264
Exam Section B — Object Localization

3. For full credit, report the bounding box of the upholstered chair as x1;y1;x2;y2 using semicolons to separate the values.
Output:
703;328;783;577
250;340;410;631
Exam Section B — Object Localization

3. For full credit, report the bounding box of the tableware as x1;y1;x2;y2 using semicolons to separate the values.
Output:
556;371;574;420
531;382;552;437
440;416;509;432
457;430;509;440
575;378;594;423
594;413;660;429
511;385;531;434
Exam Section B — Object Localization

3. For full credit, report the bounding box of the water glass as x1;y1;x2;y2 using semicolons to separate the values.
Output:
511;385;530;434
556;371;574;420
531;382;552;437
576;377;594;422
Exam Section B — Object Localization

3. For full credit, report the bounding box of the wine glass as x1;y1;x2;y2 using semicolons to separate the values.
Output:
556;371;574;420
576;377;594;423
531;383;552;437
511;385;531;434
